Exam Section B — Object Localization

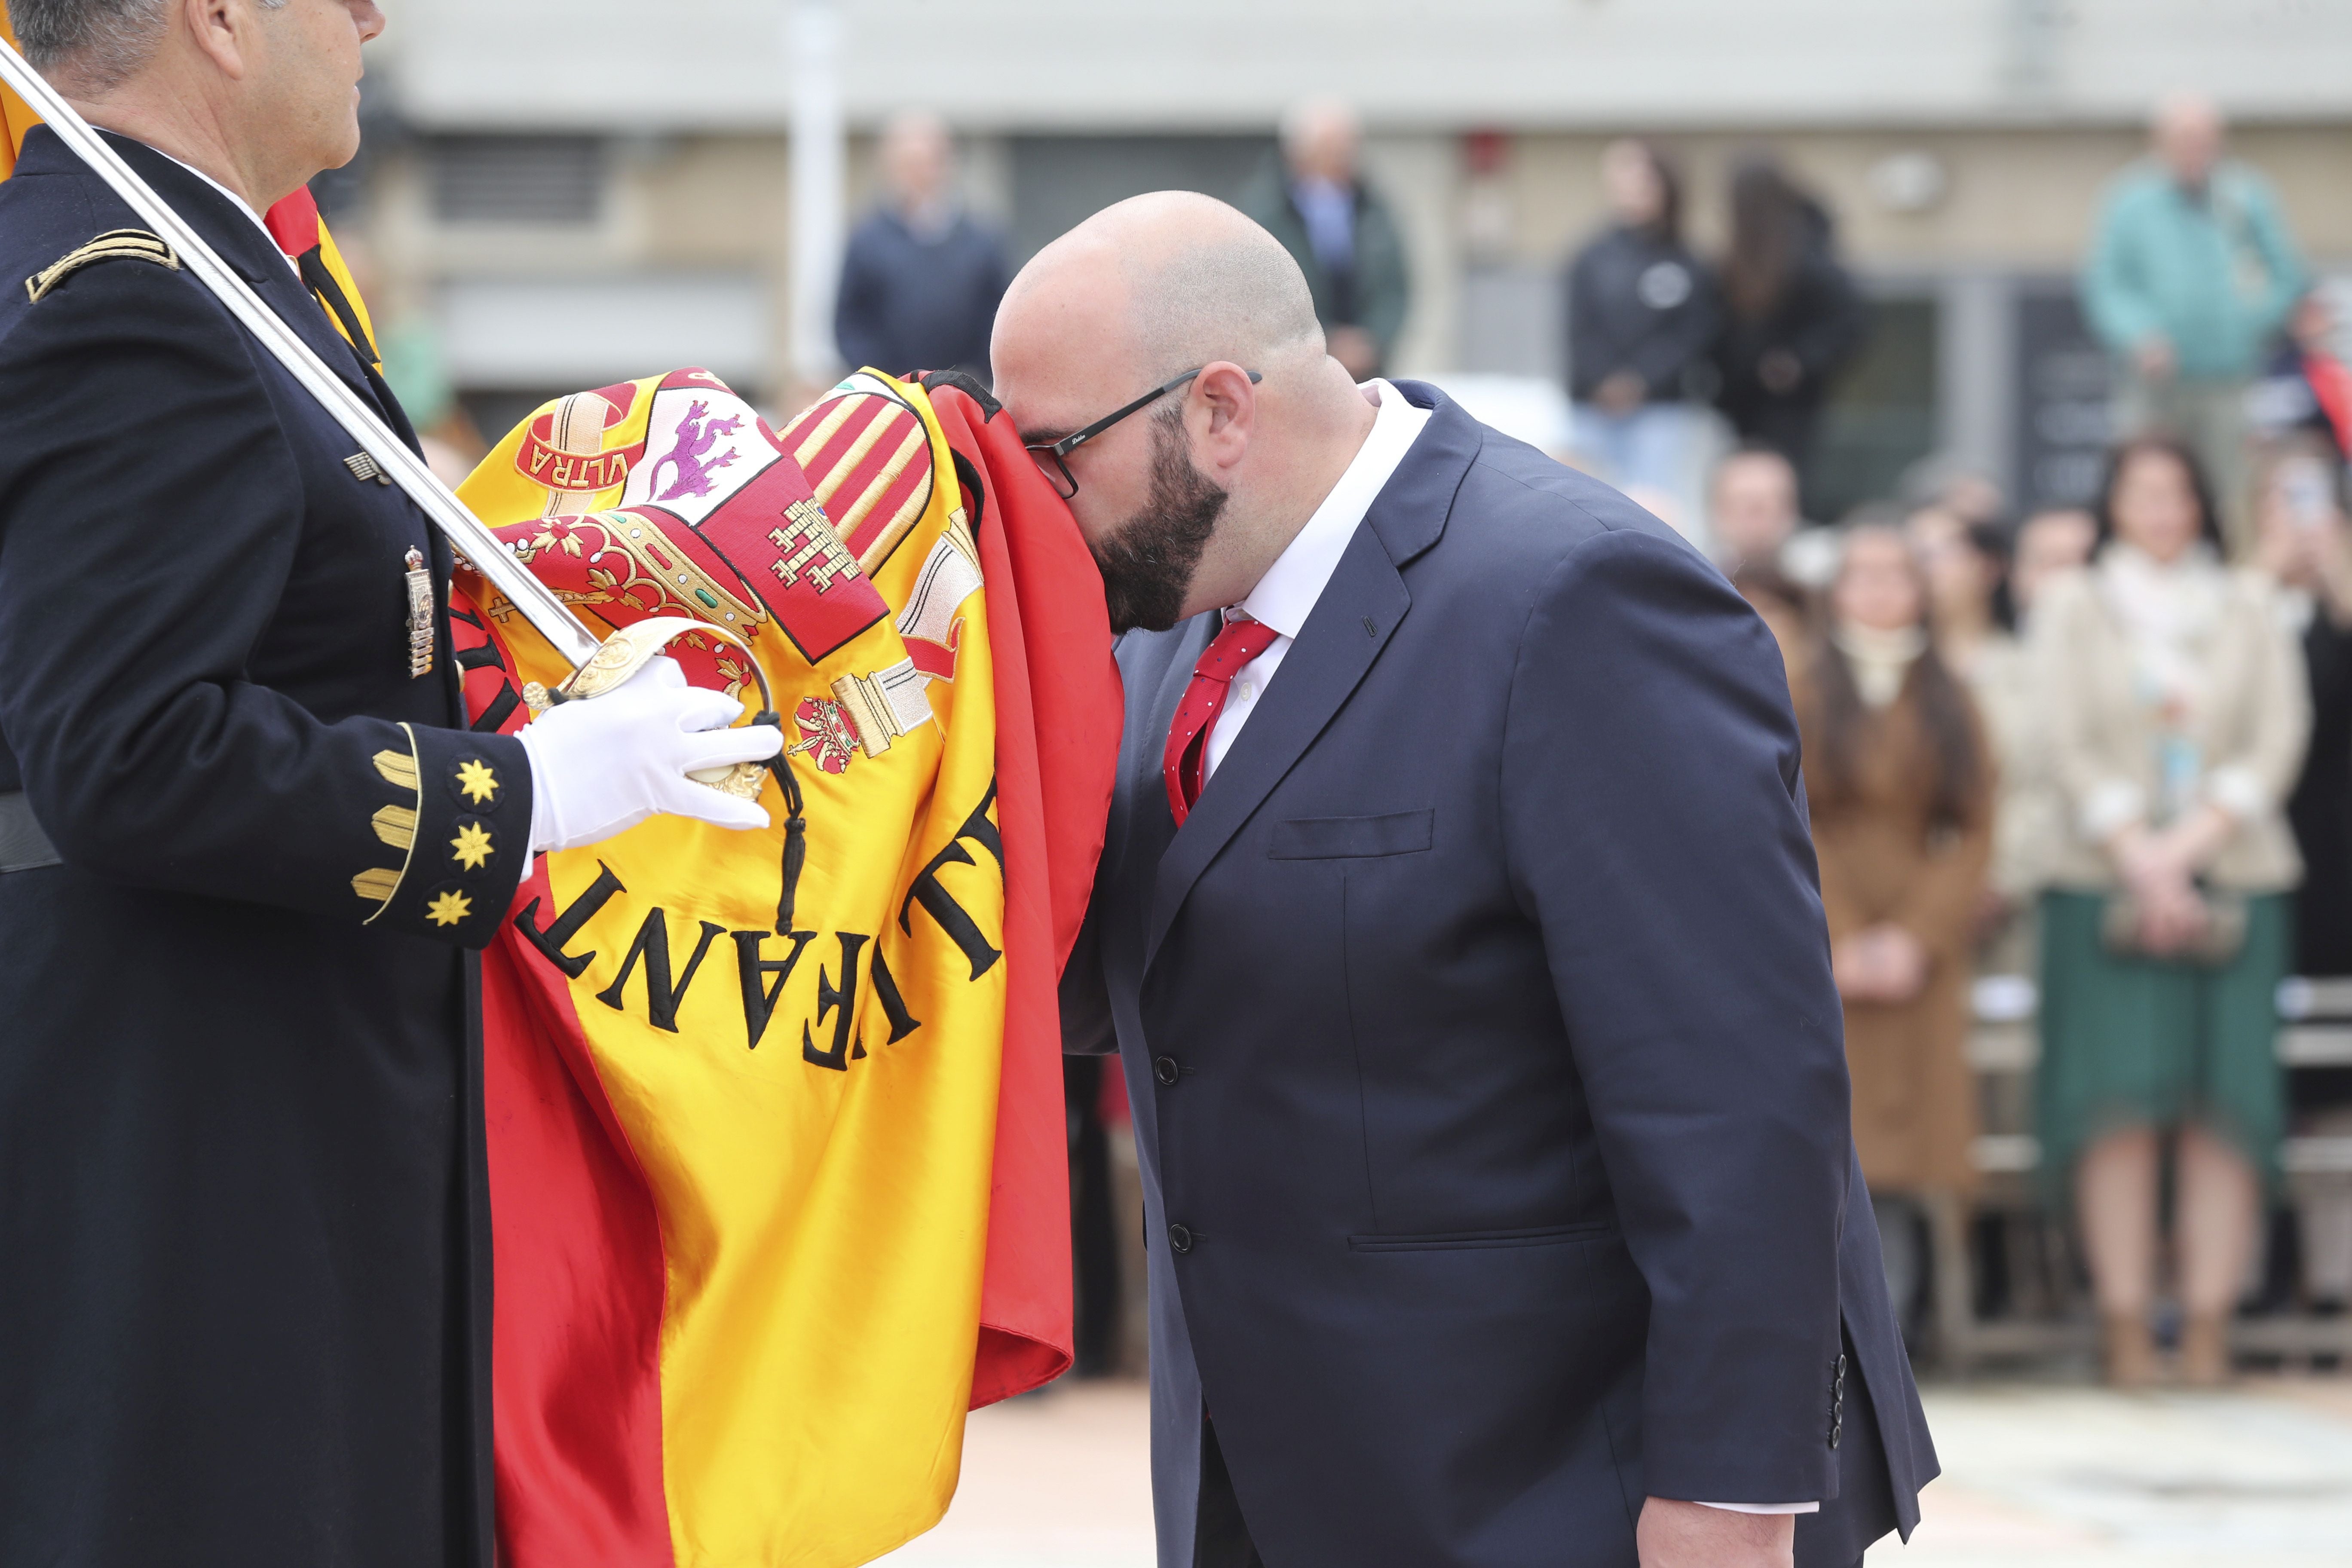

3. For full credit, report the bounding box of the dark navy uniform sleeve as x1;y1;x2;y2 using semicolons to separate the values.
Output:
1501;527;1849;1506
0;255;528;947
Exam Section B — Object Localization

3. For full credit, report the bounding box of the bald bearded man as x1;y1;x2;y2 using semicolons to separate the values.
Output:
1010;194;1933;1568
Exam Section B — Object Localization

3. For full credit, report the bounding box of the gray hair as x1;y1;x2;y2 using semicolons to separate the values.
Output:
14;0;283;92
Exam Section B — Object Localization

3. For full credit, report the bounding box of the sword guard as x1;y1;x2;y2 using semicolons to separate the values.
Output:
522;616;778;798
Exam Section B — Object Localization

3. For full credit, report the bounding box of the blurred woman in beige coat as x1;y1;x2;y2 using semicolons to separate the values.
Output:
2033;437;2310;1386
1792;526;1995;1333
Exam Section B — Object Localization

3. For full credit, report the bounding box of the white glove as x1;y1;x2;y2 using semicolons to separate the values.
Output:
519;656;784;853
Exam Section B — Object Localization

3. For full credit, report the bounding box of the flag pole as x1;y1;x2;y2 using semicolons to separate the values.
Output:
0;37;606;671
784;0;845;391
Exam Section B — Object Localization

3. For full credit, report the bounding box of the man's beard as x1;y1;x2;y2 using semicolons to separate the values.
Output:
1091;411;1228;634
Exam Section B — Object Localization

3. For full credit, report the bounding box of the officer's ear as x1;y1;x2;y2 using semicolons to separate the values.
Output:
181;0;252;82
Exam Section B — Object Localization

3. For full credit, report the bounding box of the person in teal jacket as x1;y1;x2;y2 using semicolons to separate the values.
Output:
2081;92;2307;556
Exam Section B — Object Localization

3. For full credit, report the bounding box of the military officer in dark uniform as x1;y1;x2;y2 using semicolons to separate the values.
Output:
0;3;779;1563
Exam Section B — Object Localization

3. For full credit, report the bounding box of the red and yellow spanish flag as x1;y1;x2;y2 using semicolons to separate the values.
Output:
2;6;40;179
450;367;1118;1568
2;7;36;180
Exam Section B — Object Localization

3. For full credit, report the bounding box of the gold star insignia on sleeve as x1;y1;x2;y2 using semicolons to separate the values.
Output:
455;759;499;805
425;889;474;928
450;822;495;870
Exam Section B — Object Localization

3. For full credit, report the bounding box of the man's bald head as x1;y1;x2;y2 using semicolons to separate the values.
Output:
992;191;1379;634
1001;191;1323;393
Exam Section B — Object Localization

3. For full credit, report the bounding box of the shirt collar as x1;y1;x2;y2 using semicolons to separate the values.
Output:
149;145;296;267
1237;379;1432;640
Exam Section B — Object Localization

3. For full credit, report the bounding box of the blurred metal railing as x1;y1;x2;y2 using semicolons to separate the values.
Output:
1920;974;2352;1370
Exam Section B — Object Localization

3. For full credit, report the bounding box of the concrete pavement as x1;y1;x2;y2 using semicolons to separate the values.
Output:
876;1375;2352;1567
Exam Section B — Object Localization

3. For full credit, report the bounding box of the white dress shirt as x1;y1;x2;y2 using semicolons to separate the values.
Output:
1201;379;1429;781
1199;380;1821;1521
154;147;300;272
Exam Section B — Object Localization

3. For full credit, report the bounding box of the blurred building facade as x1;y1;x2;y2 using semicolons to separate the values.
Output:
353;0;2352;515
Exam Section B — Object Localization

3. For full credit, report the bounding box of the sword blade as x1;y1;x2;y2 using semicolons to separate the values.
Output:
0;39;605;671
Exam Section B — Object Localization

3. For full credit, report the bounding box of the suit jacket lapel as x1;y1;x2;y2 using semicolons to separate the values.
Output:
1140;388;1482;976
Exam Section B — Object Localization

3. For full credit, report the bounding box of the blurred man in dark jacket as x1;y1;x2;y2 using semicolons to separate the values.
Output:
1238;98;1410;380
834;110;1011;383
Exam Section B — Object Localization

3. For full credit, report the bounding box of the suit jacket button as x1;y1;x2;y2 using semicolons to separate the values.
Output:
1168;1223;1194;1255
1154;1056;1181;1087
1829;1419;1843;1450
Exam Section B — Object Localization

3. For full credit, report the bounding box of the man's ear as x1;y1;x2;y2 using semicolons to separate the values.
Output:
1191;361;1257;474
182;0;251;80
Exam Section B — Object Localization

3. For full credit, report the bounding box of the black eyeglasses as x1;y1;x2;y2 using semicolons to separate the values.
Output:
1023;366;1263;500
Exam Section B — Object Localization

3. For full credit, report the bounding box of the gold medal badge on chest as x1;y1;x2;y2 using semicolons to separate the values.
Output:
404;548;436;677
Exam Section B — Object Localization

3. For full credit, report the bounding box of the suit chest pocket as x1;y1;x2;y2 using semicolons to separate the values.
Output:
1269;808;1434;860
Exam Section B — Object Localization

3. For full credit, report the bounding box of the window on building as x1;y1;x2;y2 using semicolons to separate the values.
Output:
1813;290;1940;522
1009;135;1276;263
427;135;607;227
2013;282;2114;512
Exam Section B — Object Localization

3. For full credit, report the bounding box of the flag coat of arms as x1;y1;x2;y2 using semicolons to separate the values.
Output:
453;367;1117;1568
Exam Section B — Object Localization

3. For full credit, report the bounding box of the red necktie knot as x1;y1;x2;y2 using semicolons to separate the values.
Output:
1163;616;1281;826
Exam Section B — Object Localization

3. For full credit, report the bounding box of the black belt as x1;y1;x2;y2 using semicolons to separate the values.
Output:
0;791;61;873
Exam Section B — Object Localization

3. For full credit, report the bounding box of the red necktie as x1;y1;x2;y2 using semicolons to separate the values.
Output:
1164;615;1280;826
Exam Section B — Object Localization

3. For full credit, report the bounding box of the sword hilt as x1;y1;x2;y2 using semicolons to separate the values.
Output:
520;616;779;799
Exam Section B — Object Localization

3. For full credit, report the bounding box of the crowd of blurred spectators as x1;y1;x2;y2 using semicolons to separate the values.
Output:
1719;417;2351;1389
1548;91;2350;1388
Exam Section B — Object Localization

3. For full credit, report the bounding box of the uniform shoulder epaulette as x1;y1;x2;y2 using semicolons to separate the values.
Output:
24;229;181;305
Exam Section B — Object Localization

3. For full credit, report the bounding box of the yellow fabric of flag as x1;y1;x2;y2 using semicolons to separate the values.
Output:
3;6;38;179
294;199;380;361
459;368;1014;1567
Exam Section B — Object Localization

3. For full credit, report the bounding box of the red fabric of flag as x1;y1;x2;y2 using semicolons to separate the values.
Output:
928;383;1123;1403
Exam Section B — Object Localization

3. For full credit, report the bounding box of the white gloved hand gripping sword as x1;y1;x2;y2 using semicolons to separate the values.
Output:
0;39;799;892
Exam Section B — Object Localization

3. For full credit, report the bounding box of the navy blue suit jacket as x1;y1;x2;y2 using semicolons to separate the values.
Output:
1060;384;1934;1567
